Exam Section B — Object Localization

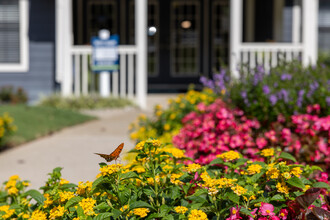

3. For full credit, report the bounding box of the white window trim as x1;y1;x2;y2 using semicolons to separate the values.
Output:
0;0;29;72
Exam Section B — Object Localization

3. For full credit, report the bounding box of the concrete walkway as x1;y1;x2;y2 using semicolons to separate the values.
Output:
0;94;176;189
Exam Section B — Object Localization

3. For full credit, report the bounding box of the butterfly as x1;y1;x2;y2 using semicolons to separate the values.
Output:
95;143;124;163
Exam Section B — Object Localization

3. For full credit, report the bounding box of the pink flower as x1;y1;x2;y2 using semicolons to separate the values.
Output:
279;208;288;220
259;202;275;216
226;206;242;220
270;216;280;220
256;137;267;149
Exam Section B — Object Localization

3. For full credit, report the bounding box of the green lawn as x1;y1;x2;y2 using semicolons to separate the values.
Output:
0;105;95;147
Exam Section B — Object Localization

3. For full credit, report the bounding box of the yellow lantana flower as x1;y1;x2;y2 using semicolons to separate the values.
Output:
174;206;188;214
188;209;208;220
217;151;240;161
260;148;275;157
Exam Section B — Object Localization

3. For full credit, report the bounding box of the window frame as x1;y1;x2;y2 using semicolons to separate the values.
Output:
0;0;29;72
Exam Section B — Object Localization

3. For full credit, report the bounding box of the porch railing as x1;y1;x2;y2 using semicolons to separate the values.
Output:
70;45;137;99
233;43;304;73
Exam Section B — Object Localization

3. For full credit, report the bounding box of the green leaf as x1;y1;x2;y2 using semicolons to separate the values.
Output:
93;213;112;220
190;203;204;209
119;188;131;204
240;207;253;217
92;176;105;190
287;176;305;189
120;171;139;180
209;158;223;165
77;206;85;218
160;204;171;216
279;152;297;162
111;209;122;219
312;182;330;189
65;196;83;209
311;166;323;172
251;171;265;183
60;183;78;189
24;189;45;205
270;194;285;201
227;192;240;204
129;201;155;211
235;158;248;167
94;202;110;211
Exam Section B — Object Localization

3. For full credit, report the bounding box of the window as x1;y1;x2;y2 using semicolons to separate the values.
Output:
0;0;29;72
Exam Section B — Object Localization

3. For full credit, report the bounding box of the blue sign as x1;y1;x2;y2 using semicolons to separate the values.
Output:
91;34;119;72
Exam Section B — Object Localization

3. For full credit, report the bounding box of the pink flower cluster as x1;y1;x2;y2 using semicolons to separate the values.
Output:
173;100;330;171
226;203;289;220
173;99;260;164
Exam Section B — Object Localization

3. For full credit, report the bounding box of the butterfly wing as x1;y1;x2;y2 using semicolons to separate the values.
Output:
110;143;124;160
94;153;113;162
95;143;124;163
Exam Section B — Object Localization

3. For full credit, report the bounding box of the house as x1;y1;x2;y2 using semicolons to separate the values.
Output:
0;0;323;108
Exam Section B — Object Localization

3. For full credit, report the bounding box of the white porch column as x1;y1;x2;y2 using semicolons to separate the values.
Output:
292;0;301;43
56;0;73;96
302;0;318;66
135;0;148;109
230;0;243;78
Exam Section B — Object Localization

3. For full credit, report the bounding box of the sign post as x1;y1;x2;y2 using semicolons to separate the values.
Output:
91;29;119;97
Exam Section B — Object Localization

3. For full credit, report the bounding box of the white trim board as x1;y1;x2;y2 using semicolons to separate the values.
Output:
0;0;29;72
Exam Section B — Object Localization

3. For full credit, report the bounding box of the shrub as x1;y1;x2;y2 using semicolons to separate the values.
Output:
0;140;329;219
38;94;134;110
0;86;28;104
0;112;16;147
201;62;330;124
129;88;217;143
173;99;330;172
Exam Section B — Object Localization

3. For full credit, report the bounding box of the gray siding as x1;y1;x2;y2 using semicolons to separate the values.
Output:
0;0;55;103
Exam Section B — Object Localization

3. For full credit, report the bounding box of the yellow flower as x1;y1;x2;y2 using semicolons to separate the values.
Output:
266;167;280;179
49;206;65;219
162;147;185;159
8;186;18;195
187;163;202;172
99;164;122;176
0;205;15;219
188;209;208;220
135;141;145;150
163;124;170;131
282;172;291;179
76;181;93;195
174;206;188;214
43;193;53;208
290;167;302;177
304;185;311;192
231;185;247;196
170;173;184;185
60;178;69;185
79;198;96;216
72;218;80;220
156;110;163;116
9;175;20;181
247;164;263;175
146;139;161;147
217;151;240;161
170;113;176;120
59;191;75;202
260;148;275;157
132;166;146;173
23;181;30;187
146;176;160;185
133;208;149;218
276;181;289;194
29;210;47;220
208;188;219;196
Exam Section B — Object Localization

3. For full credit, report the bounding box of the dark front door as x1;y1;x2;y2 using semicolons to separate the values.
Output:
147;0;229;91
